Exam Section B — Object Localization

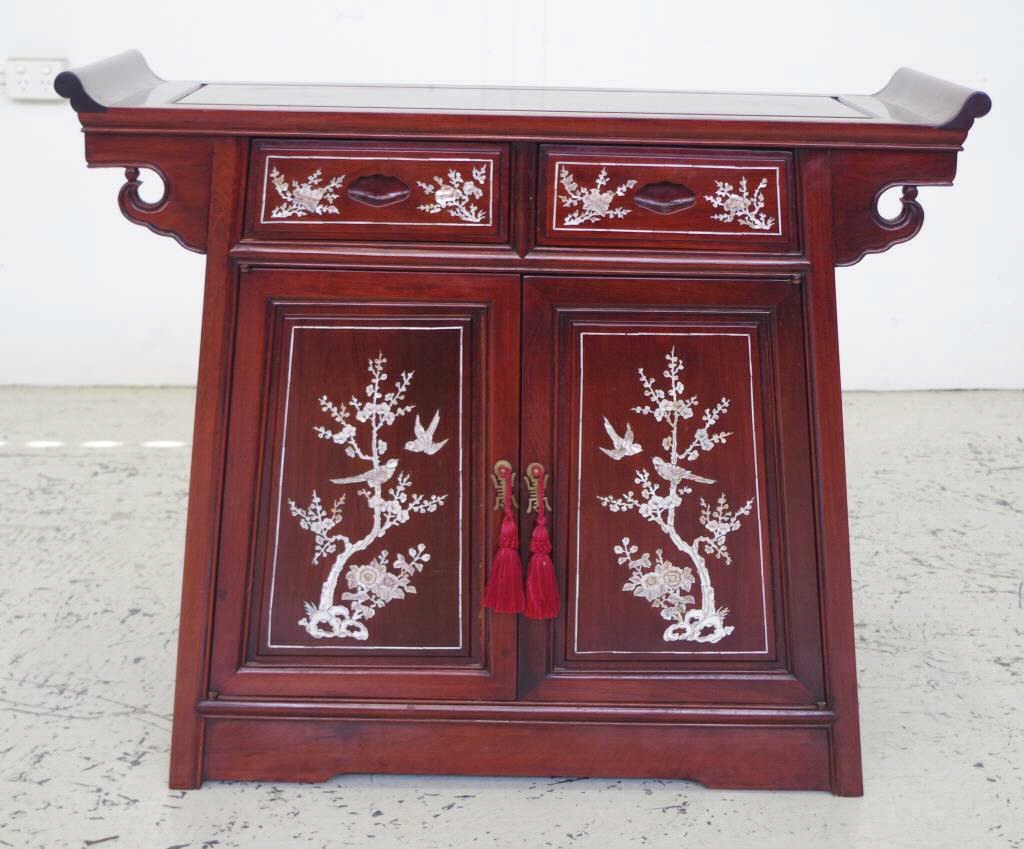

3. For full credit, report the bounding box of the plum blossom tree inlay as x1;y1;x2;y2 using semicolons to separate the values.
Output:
597;347;754;644
289;352;448;640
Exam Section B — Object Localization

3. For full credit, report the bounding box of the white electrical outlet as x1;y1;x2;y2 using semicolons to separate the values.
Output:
5;57;68;101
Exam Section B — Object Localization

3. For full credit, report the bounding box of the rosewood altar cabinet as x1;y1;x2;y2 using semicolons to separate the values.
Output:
56;52;990;795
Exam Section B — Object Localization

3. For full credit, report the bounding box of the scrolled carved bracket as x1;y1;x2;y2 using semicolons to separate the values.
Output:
832;150;957;267
874;184;921;231
84;134;214;253
119;166;165;212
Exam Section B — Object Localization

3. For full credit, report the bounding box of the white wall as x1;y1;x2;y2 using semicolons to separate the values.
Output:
1;0;1018;388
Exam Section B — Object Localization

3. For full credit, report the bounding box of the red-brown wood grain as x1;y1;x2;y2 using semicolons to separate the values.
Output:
797;150;865;796
202;717;833;790
832;149;958;266
56;53;990;795
85;133;214;253
168;137;246;789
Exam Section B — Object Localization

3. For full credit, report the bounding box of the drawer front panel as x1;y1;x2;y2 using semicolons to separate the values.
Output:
246;141;508;242
539;146;795;251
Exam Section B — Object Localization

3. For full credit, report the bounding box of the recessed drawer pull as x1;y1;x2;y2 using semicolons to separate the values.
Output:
633;180;696;215
346;174;412;207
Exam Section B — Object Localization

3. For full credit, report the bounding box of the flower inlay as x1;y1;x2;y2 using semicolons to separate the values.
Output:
558;166;638;226
704;176;775;231
417;166;489;223
269;167;346;218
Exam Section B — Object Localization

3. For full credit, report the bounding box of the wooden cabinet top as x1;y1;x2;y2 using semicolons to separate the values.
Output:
56;50;990;147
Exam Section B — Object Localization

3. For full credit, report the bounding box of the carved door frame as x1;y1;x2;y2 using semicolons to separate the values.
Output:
518;275;825;706
206;266;520;701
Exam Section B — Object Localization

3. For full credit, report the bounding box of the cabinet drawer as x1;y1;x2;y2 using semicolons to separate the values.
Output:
246;140;508;242
539;146;794;251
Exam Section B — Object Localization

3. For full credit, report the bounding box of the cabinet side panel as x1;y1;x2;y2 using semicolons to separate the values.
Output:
169;137;246;790
799;149;864;796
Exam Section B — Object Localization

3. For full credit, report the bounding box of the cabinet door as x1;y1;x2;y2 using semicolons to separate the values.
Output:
520;276;823;706
208;268;519;701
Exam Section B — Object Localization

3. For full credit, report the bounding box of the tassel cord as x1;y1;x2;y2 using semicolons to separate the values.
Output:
525;466;560;619
483;464;525;614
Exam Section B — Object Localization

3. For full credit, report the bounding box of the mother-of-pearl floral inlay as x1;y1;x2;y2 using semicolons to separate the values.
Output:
558;166;638;226
597;347;753;644
704;176;775;230
269;167;346;218
288;352;447;640
417;165;489;223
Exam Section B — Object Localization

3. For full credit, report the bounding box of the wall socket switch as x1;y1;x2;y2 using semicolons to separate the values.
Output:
5;57;68;101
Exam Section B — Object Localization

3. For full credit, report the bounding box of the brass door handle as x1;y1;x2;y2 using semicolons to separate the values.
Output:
491;460;517;511
523;461;550;513
484;460;525;614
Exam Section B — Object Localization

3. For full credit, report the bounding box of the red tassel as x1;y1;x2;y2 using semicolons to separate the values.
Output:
525;523;559;619
483;470;525;613
525;469;560;619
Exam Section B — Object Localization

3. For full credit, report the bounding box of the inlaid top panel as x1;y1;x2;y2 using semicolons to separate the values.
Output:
177;83;869;120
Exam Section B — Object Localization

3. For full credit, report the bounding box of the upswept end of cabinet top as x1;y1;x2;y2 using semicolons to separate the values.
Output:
55;50;989;147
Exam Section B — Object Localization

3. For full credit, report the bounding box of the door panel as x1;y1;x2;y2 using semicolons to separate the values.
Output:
520;276;823;705
263;322;466;652
209;268;519;700
571;328;771;657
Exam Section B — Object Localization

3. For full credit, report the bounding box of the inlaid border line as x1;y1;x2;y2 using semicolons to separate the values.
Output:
260;156;495;226
551;160;784;236
572;329;770;655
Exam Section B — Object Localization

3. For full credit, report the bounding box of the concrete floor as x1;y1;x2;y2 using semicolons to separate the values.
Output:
0;387;1021;849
